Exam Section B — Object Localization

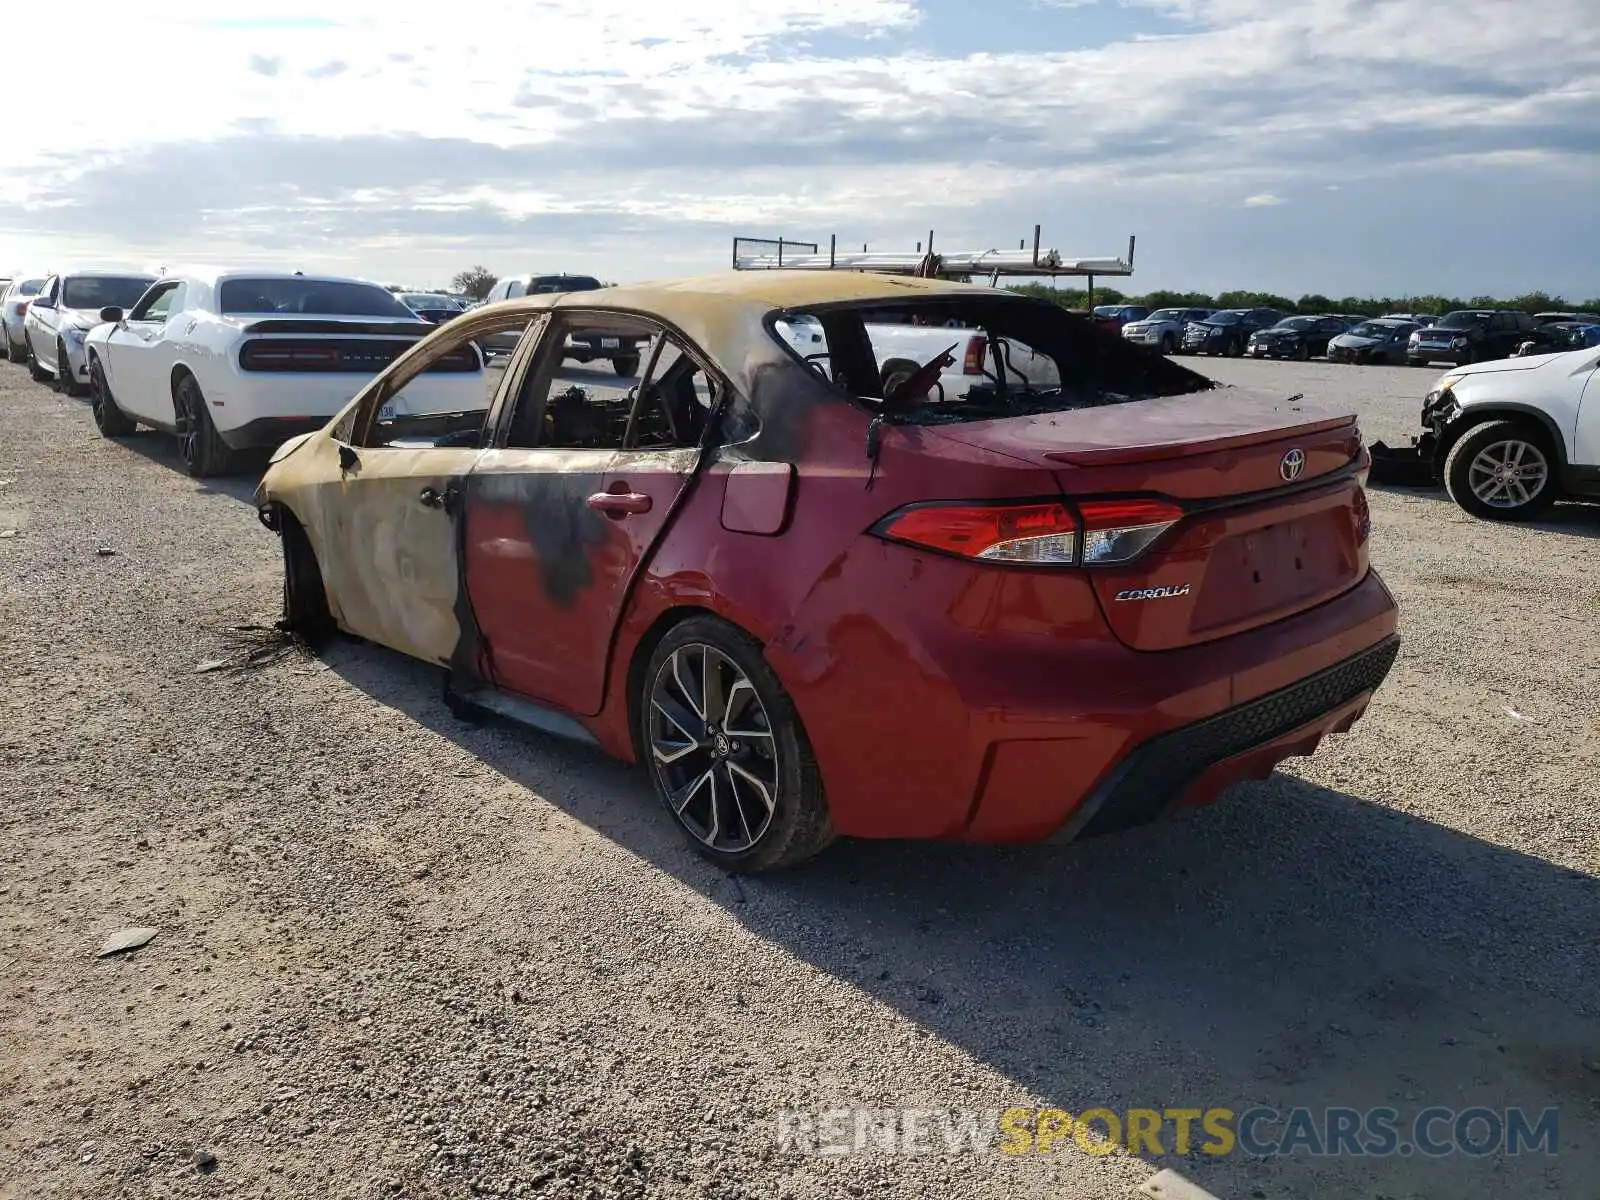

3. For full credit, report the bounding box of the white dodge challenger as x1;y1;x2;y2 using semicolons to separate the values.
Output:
84;270;488;476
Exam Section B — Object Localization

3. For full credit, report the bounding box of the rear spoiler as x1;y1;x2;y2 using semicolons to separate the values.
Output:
238;318;436;337
1045;414;1356;466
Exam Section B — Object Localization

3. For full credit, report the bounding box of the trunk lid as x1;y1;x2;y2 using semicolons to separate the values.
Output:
924;388;1371;651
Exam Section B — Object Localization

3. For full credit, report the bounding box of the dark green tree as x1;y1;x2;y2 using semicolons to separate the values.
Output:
450;266;500;301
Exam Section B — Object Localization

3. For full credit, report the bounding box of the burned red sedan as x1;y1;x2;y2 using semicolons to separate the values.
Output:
256;272;1399;872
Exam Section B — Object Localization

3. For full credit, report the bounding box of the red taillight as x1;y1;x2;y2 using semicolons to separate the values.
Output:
874;497;1186;566
961;335;987;375
1077;497;1184;565
876;502;1079;564
16;302;28;317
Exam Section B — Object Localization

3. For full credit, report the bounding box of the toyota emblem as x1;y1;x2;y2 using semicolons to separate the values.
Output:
1280;448;1306;481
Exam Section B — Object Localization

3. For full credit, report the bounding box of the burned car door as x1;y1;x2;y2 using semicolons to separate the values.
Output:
461;316;711;717
300;317;523;664
315;442;483;665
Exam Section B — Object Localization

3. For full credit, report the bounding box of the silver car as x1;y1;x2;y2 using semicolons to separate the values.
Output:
2;275;49;362
1121;307;1214;354
22;270;156;395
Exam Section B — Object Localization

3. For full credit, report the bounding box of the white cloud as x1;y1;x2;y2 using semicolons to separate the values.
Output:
1;0;1596;293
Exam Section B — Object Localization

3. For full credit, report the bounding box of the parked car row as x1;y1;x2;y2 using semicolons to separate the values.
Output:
1115;301;1598;370
1;267;491;477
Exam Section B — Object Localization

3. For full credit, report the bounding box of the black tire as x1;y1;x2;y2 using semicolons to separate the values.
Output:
6;336;25;364
174;373;236;478
1295;340;1311;361
89;356;136;437
1407;358;1428;368
638;615;833;873
279;511;334;646
1443;419;1560;521
1228;336;1245;357
611;353;640;377
25;340;49;382
1159;333;1176;354
57;341;86;397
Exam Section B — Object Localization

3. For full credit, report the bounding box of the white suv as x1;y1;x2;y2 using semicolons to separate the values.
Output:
1394;345;1600;519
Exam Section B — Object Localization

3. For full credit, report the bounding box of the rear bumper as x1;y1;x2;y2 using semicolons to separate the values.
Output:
1329;345;1390;363
958;574;1399;843
779;552;1400;844
209;370;486;447
227;409;485;451
1051;635;1399;842
224;416;330;450
564;334;648;362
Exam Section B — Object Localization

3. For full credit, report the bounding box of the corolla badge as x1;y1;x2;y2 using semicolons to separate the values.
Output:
1114;584;1192;602
1280;448;1306;481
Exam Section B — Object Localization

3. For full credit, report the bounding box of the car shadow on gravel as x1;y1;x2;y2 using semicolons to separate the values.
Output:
1371;480;1600;539
112;433;267;504
326;642;1598;1196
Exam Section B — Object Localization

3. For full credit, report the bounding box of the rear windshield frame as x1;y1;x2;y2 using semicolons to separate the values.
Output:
765;293;1218;425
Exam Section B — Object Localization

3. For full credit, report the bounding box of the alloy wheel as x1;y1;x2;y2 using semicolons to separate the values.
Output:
90;363;107;424
1466;438;1548;509
177;382;202;467
647;643;778;854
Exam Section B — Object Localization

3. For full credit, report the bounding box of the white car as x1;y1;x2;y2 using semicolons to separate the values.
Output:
1398;345;1600;519
84;270;488;477
21;271;156;393
1;276;48;361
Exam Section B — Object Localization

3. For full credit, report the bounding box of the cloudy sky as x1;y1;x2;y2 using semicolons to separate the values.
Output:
2;0;1596;298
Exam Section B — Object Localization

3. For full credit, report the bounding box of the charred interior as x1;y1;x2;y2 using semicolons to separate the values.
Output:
770;296;1218;424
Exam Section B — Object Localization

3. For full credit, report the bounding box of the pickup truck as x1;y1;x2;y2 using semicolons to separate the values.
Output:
776;313;1060;403
479;273;649;375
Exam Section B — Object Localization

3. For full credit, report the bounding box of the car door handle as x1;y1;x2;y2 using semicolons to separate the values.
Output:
586;490;652;516
419;486;458;511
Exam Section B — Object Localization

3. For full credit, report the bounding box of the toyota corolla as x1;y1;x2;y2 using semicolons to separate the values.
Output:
255;272;1399;872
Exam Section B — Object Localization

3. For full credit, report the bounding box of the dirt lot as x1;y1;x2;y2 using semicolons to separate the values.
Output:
1;355;1596;1200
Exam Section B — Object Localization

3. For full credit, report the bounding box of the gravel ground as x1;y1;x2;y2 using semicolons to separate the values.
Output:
0;355;1595;1200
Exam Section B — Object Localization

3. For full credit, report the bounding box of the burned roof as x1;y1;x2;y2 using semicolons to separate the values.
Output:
471;270;1017;375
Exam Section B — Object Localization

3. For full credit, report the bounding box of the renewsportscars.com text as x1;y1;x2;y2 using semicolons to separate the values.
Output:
776;1106;1559;1158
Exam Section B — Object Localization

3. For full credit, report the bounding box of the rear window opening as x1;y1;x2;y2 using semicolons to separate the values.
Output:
528;275;602;295
62;276;156;311
219;279;418;319
1434;311;1494;330
771;297;1217;425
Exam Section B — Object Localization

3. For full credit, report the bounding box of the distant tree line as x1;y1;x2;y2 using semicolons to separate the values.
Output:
1006;284;1600;317
432;268;1600;315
